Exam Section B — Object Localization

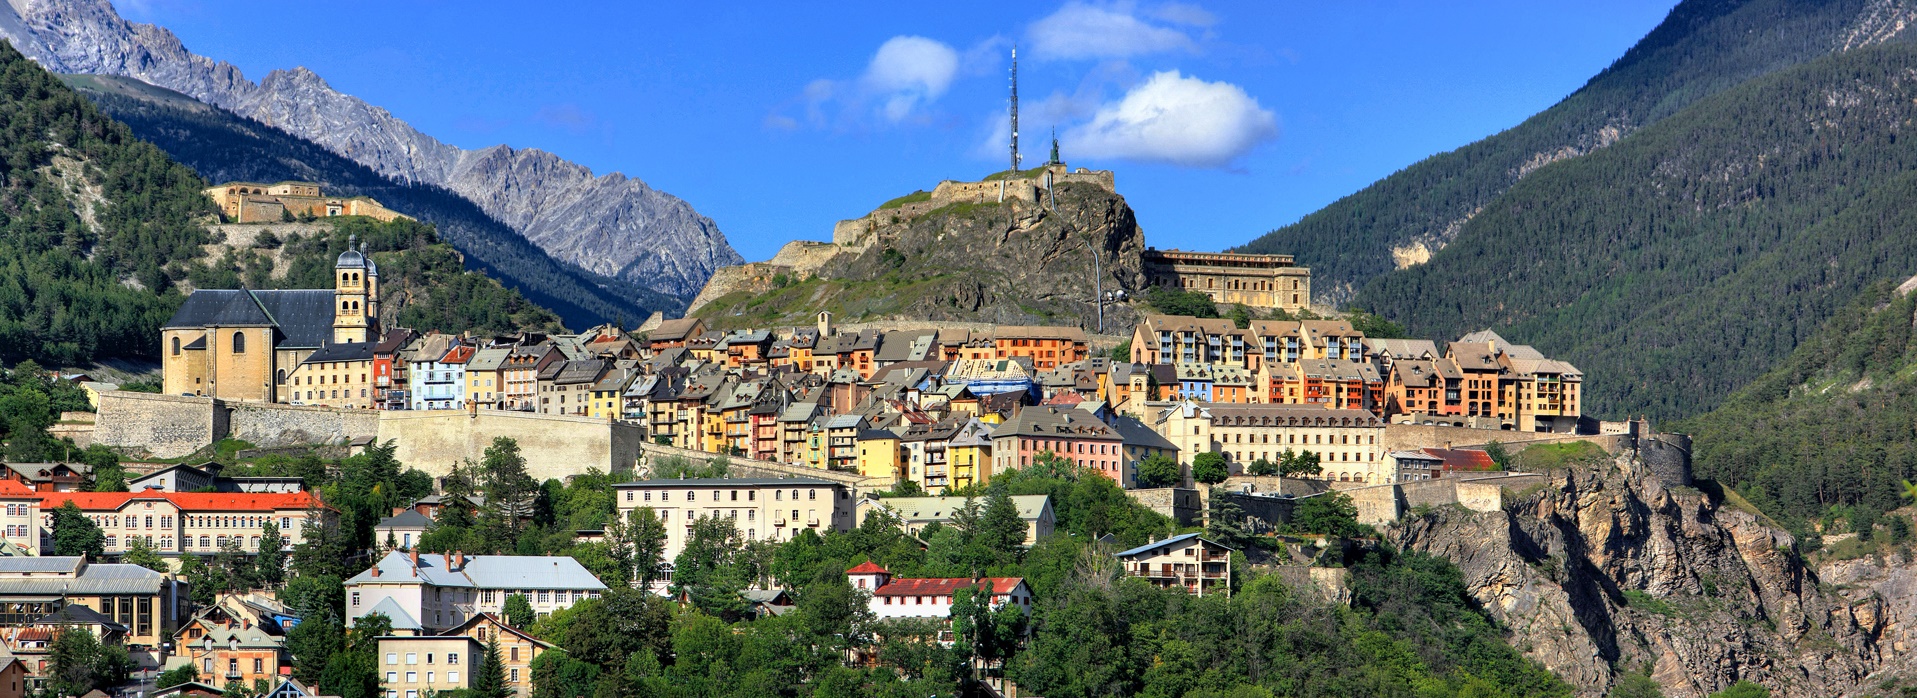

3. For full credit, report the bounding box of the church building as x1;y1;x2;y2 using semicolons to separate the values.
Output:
162;238;383;403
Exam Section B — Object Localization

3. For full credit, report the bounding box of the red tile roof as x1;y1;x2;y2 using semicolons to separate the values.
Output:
0;481;37;497
873;577;1025;597
37;491;323;512
846;561;888;575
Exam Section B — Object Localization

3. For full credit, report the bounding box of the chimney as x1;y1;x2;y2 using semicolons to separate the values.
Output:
454;550;465;569
410;549;420;575
371;564;381;578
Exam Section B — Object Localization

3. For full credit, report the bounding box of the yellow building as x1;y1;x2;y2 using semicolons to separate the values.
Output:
163;238;382;402
465;347;512;410
588;368;633;421
283;342;376;408
856;429;901;485
947;419;995;492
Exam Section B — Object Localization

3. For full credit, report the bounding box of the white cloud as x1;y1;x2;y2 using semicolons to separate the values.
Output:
1063;70;1276;168
860;36;961;122
1027;2;1198;60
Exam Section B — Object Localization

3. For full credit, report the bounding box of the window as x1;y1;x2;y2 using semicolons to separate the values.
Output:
386;653;396;665
406;672;416;683
232;332;246;353
510;669;519;683
171;337;181;356
406;653;418;665
448;653;460;665
387;672;397;684
448;671;459;684
510;648;519;662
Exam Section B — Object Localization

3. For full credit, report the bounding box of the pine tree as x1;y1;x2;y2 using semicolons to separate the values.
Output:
629;508;668;589
503;594;534;629
50;501;104;558
980;488;1028;555
255;520;286;588
472;637;510;698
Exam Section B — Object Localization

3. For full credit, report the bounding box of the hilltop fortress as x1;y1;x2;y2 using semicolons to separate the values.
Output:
688;161;1313;322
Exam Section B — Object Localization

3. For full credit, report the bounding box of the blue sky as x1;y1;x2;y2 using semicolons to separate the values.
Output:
120;0;1680;262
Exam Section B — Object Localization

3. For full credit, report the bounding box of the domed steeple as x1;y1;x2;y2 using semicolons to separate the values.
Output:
336;234;367;269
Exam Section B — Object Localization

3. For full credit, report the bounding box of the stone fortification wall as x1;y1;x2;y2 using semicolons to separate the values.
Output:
94;392;224;459
379;411;645;481
1342;485;1405;525
1380;424;1629;453
932;178;1040;207
1126;487;1201;525
1637;433;1693;487
228;402;377;449
1223;476;1329;498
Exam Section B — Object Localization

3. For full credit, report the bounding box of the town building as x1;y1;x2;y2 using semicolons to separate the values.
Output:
174;593;296;690
845;562;1033;620
0;557;183;667
406;335;470;410
1141;248;1311;311
35;491;322;558
375;634;482;698
991;406;1127;485
344;551;608;634
612;478;857;560
283;341;376;408
1153;402;1389;483
1115;533;1232;597
861;494;1055;542
440;613;553;696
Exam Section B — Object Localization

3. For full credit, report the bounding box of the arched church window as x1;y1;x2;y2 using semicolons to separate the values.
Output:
232;332;246;354
276;370;286;385
171;337;180;356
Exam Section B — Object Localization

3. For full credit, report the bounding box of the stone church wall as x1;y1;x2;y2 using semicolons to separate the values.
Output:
94;392;224;459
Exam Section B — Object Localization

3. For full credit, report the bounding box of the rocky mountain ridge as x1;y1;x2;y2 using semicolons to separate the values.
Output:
0;0;741;297
1391;453;1917;697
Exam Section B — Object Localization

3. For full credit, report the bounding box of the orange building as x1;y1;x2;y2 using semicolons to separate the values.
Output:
992;326;1088;371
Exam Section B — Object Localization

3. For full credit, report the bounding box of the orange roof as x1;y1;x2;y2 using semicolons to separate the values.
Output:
38;491;322;512
846;561;888;575
0;481;36;497
874;577;1025;597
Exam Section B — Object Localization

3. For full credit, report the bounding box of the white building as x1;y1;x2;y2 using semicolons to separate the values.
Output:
612;478;856;563
1153;401;1389;484
845;562;1032;620
344;551;606;633
407;340;471;411
857;495;1055;543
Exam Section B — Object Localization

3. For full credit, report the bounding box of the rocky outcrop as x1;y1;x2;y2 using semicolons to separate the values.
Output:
0;0;740;297
1390;457;1899;697
691;180;1148;331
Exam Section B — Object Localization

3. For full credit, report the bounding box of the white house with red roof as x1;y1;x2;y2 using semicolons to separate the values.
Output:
846;562;1033;621
34;491;325;558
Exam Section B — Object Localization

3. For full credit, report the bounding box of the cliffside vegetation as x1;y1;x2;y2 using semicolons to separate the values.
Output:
64;73;682;330
1350;42;1917;421
1681;280;1917;538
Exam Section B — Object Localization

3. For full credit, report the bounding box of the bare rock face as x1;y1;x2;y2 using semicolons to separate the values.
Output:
1390;458;1892;697
0;0;740;297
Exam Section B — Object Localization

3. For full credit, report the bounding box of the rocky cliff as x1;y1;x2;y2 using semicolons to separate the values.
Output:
0;0;740;297
1389;454;1914;697
690;180;1148;332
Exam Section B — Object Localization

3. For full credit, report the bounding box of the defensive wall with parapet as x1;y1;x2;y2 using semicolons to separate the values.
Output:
378;410;645;481
95;391;376;459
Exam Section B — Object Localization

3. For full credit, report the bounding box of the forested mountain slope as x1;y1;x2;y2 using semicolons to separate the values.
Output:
1354;43;1917;420
63;73;681;330
1236;0;1912;303
1680;279;1917;528
0;41;559;365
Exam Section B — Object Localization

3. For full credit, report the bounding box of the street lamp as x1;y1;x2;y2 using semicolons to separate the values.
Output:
1086;241;1128;334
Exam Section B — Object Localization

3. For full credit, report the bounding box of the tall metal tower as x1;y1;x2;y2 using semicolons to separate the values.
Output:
1009;46;1021;175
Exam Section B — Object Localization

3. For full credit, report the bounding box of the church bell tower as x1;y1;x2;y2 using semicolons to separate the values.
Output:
333;235;379;343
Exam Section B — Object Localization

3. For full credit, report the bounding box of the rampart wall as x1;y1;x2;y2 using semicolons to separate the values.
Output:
229;402;377;449
1126;487;1202;525
94;392;224;459
1380;424;1630;453
634;441;872;488
379;411;645;481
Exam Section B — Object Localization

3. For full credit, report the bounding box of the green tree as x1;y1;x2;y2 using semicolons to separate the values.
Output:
156;664;200;690
1483;441;1511;469
1108;339;1132;363
980;488;1029;556
1279;449;1323;478
1208;488;1253;550
672;515;748;619
1247;458;1278;477
179;553;220;606
503;594;534;629
1708;681;1770;698
50;501;104;557
1133;454;1182;488
285;615;344;686
47;627;132;697
1191;452;1230;484
121;537;168;572
628;507;669;589
1293;490;1361;537
472;637;510;698
1611;672;1666;698
255;520;286;588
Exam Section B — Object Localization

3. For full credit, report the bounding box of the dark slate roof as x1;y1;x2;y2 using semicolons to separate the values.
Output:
302;341;374;365
164;289;337;349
